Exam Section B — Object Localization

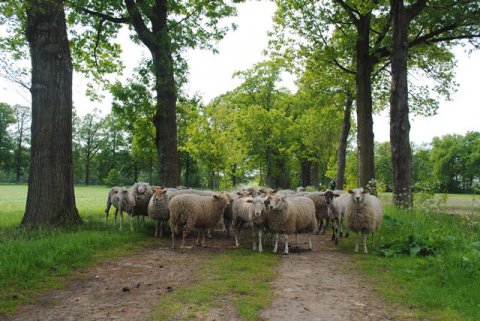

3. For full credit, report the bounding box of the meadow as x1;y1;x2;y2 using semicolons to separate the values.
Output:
0;185;479;320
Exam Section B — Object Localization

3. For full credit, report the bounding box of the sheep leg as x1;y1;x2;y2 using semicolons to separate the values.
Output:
284;234;289;255
180;227;190;252
196;231;201;246
354;232;359;253
252;226;257;251
294;233;299;248
258;228;263;253
308;233;313;250
201;230;207;247
119;209;123;231
159;221;163;238
273;233;279;253
362;232;368;254
371;232;375;247
105;208;109;225
129;214;134;231
171;229;175;249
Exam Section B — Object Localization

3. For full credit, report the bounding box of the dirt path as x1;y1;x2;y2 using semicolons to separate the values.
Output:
2;234;411;321
261;234;411;321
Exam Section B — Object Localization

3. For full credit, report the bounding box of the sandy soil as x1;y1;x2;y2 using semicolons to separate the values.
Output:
1;233;412;321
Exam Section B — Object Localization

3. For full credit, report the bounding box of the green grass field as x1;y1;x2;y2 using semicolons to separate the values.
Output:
1;185;479;319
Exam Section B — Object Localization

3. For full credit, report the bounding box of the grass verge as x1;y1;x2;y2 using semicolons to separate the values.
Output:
0;185;156;315
340;206;480;321
149;248;279;321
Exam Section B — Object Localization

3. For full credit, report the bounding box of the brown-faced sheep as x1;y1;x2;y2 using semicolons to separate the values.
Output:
266;195;317;255
344;188;383;254
105;186;126;226
147;186;170;238
169;192;231;252
232;195;269;252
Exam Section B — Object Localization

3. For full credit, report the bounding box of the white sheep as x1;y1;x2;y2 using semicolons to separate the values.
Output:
116;188;136;231
169;192;231;252
232;195;269;252
130;182;153;226
104;186;126;226
344;188;384;253
266;195;317;255
147;186;170;238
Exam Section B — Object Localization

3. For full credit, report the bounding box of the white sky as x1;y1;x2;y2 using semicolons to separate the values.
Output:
1;1;479;145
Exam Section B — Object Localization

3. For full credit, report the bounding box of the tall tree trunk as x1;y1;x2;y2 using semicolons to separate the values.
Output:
355;14;375;188
151;1;179;188
311;162;319;190
300;159;311;187
85;156;90;185
231;164;237;187
22;0;80;227
390;0;412;207
184;153;190;187
266;145;273;187
336;93;353;190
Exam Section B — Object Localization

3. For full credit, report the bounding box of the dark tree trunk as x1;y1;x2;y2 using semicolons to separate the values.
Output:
336;93;353;190
266;145;273;187
85;155;90;185
151;1;179;187
184;153;190;187
311;163;319;190
390;0;412;207
125;0;179;187
355;14;375;188
231;164;237;187
22;0;80;227
300;159;312;187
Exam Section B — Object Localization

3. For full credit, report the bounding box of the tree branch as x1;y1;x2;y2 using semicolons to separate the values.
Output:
331;58;356;75
124;0;154;49
406;0;427;22
71;5;129;24
333;0;360;26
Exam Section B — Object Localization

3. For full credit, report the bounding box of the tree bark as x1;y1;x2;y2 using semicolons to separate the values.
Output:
390;0;412;207
355;14;376;188
22;0;80;227
300;159;311;188
336;93;353;190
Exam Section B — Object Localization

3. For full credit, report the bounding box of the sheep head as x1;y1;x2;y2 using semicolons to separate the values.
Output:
348;188;369;203
246;197;269;218
152;186;167;200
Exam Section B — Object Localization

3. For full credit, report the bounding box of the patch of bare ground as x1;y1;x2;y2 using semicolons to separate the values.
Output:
260;233;415;321
2;232;414;321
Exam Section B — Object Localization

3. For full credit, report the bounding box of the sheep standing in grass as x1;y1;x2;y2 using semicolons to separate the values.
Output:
105;186;126;225
223;191;251;238
169;192;231;252
116;188;136;231
130;182;153;226
344;188;383;253
266;195;317;255
232;196;269;252
147;186;170;238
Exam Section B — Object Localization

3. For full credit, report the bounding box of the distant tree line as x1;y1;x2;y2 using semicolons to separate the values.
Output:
1;98;479;194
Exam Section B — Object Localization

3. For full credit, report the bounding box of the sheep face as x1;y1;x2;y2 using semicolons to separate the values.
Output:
152;186;167;201
237;190;252;198
247;197;269;218
135;182;148;195
348;188;369;204
324;190;334;206
213;192;231;209
268;195;286;211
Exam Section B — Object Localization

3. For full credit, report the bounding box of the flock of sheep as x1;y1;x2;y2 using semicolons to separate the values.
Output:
105;183;384;254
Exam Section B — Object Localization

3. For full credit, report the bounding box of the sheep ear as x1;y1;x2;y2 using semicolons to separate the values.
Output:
236;191;244;196
333;192;341;197
246;199;253;203
259;188;265;193
348;189;354;194
362;188;369;194
263;197;270;205
272;189;278;193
